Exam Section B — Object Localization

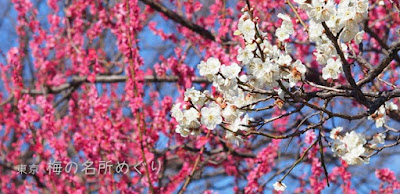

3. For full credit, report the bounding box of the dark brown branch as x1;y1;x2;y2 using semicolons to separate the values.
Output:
139;0;216;41
321;22;369;107
278;81;368;120
357;41;400;87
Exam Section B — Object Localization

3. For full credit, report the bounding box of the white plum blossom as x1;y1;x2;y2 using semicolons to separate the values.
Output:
385;101;398;111
225;90;255;108
237;47;254;64
171;104;202;137
331;130;369;165
277;13;291;21
308;20;325;43
248;57;282;87
239;74;248;83
322;58;342;80
229;114;252;132
183;107;201;129
372;133;386;145
246;42;257;51
368;102;398;128
306;0;336;23
285;60;307;87
297;0;369;49
326;14;344;35
273;182;287;191
275;28;290;42
175;125;190;137
284;42;293;54
240;19;256;42
336;0;368;42
171;103;184;123
341;131;369;165
294;0;306;4
261;42;280;58
275;13;294;41
259;60;281;87
338;3;357;22
277;54;292;66
248;58;263;76
172;0;371;142
342;131;366;151
225;131;243;146
331;140;347;157
220;63;241;80
356;0;369;13
341;144;368;165
213;73;239;99
235;12;251;36
368;106;386;128
340;27;358;43
201;102;223;130
184;87;206;106
198;57;221;79
221;104;241;123
315;42;336;64
330;126;343;140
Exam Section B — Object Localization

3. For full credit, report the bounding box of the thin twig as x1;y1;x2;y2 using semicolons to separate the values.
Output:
286;0;308;31
278;139;318;182
178;130;212;194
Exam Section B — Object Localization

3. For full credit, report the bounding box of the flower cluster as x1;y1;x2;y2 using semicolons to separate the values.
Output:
275;13;294;41
171;0;371;147
295;0;368;79
368;102;398;128
330;127;370;165
297;0;368;42
171;8;309;143
171;83;252;144
235;12;307;89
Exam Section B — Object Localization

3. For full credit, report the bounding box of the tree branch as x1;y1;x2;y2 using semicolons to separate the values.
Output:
322;22;369;107
20;75;209;95
357;41;400;87
139;0;216;41
178;130;211;194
